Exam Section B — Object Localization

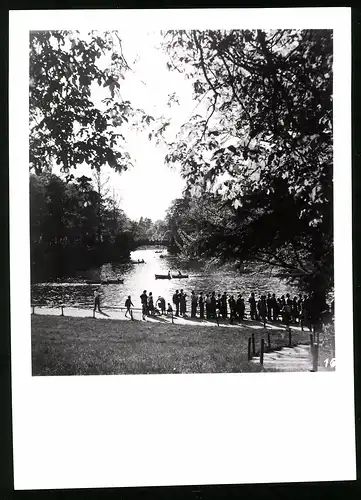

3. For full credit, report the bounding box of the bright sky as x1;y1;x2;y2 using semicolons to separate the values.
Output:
63;31;202;221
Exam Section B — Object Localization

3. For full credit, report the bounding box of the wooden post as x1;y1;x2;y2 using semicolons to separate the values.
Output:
252;333;255;356
32;306;35;315
248;337;252;361
216;313;219;327
130;310;134;321
93;309;95;319
61;306;64;316
260;339;265;365
288;327;292;347
267;332;271;350
171;312;174;324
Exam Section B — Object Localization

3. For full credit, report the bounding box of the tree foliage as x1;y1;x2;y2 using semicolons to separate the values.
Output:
30;172;134;282
161;29;333;296
30;30;136;176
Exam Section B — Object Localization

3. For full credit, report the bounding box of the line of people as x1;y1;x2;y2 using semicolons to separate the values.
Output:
134;289;333;330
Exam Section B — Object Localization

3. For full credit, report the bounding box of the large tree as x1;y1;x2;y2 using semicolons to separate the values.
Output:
161;29;333;297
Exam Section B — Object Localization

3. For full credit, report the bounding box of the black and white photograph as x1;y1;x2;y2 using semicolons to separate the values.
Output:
9;7;355;490
29;26;335;376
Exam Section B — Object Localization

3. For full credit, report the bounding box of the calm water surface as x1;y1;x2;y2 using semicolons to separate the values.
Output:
31;247;297;308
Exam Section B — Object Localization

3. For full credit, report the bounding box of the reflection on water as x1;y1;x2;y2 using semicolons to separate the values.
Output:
31;246;297;308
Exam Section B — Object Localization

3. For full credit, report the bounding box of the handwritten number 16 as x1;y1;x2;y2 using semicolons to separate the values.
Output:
324;358;336;368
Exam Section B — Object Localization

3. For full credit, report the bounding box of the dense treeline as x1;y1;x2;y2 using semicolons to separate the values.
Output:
30;172;134;283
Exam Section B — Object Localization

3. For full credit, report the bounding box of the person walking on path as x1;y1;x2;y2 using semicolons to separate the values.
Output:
157;296;166;315
271;293;278;321
125;295;134;318
199;292;205;319
258;295;267;325
93;290;101;313
191;290;198;318
221;292;228;319
205;293;211;319
148;292;154;316
266;293;272;321
179;289;186;316
140;290;148;319
229;295;236;324
210;292;217;319
249;292;257;320
173;290;180;316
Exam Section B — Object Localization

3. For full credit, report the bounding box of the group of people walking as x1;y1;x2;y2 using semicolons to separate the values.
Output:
95;287;333;331
168;289;333;330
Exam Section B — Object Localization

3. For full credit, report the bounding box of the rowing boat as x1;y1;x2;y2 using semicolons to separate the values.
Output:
131;260;145;264
172;274;189;279
86;278;124;285
155;274;171;280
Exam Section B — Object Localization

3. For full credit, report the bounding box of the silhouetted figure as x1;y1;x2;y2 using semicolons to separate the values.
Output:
292;296;299;324
236;294;243;320
271;293;278;321
157;296;166;315
239;298;246;320
221;292;228;319
93;290;101;313
266;293;272;321
148;292;154;316
229;295;236;324
125;295;133;317
199;292;205;319
180;289;186;316
167;303;173;315
191;290;198;318
249;292;257;320
216;294;222;319
173;289;180;316
140;290;148;319
258;295;267;324
205;293;211;319
210;292;217;319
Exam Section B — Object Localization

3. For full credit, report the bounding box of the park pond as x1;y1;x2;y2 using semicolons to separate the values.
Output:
31;246;299;310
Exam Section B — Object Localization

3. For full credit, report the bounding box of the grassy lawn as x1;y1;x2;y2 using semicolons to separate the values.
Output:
31;315;334;375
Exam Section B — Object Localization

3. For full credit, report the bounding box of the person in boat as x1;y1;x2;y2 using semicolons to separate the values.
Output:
173;290;180;316
93;290;101;313
125;295;134;318
157;296;166;315
199;292;205;319
221;292;228;319
210;292;217;319
191;290;198;318
140;290;148;319
168;270;171;278
148;292;154;316
249;292;257;320
178;270;182;277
